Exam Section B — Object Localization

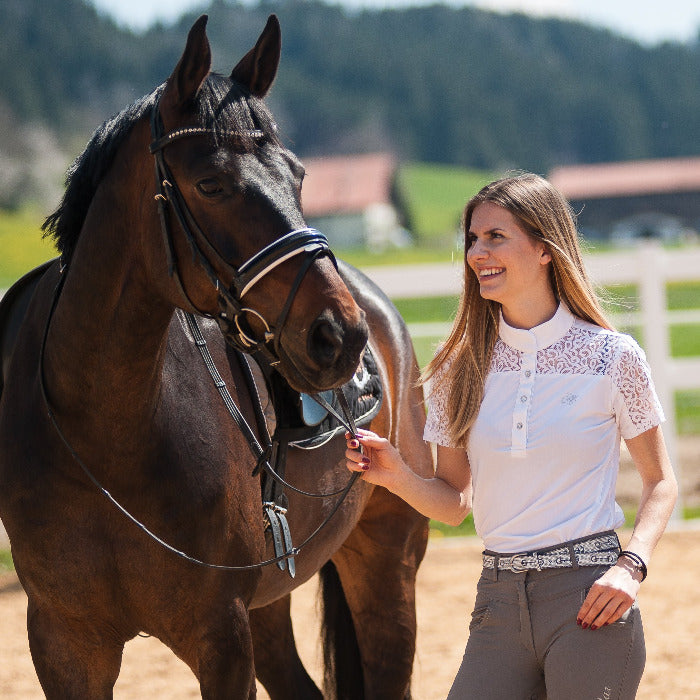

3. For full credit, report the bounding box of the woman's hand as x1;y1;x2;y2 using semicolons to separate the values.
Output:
344;428;407;489
576;562;642;630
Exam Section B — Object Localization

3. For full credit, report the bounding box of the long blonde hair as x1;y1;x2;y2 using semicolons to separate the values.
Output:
422;173;614;447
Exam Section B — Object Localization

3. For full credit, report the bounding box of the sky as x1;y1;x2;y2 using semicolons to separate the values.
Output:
90;0;700;45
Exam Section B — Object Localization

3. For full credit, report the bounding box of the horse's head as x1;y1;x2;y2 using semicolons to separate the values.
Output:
151;15;368;393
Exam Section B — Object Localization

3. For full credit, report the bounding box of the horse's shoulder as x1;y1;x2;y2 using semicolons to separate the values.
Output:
0;259;60;395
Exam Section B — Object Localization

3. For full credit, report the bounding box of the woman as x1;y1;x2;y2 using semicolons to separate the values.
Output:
345;173;677;699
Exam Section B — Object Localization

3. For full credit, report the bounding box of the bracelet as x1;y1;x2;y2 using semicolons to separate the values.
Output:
618;550;648;581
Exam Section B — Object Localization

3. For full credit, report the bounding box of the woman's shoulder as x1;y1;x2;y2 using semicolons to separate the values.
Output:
571;317;647;363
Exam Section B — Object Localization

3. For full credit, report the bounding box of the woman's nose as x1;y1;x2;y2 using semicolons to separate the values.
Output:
468;238;488;260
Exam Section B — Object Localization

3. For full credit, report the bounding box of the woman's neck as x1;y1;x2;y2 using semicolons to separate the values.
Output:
500;291;558;330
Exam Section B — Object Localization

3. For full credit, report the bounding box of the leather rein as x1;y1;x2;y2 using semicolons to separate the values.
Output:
37;97;362;572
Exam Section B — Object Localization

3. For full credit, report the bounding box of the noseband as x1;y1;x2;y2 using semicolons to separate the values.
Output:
149;92;336;362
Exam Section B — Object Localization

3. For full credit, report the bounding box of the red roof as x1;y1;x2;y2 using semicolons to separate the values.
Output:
549;157;700;199
301;153;397;217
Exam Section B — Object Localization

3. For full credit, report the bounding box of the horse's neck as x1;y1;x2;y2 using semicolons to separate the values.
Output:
43;184;174;429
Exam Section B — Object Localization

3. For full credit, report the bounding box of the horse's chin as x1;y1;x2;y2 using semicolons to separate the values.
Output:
276;353;357;395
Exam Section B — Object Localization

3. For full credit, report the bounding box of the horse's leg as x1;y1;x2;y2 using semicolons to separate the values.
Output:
250;595;323;700
27;598;124;699
192;597;258;700
327;488;429;700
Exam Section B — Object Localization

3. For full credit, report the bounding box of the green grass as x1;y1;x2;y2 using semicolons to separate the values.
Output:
337;245;456;268
0;549;14;572
668;281;700;310
394;295;458;324
396;163;497;245
677;390;700;434
671;324;700;357
0;207;57;287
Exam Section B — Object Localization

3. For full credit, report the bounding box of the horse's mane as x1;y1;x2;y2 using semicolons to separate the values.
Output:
43;73;280;262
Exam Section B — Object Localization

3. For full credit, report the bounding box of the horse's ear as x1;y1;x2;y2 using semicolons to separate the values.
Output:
162;15;212;111
230;15;281;98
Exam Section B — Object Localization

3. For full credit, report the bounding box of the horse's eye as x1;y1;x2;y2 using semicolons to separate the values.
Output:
197;178;224;196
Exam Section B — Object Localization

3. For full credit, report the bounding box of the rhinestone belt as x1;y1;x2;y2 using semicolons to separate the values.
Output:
482;533;620;573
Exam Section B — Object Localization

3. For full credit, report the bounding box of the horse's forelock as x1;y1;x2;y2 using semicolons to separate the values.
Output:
200;73;280;149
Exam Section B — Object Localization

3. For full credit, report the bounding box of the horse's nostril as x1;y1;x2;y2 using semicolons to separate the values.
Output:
309;318;343;368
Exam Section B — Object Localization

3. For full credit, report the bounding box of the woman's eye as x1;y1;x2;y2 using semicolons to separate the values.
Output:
197;178;224;196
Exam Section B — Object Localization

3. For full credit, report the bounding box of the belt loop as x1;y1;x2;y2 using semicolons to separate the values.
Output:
568;543;579;570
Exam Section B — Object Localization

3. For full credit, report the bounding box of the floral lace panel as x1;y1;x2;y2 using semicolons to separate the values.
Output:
490;339;522;372
611;340;663;433
424;358;455;445
537;327;613;375
490;326;613;376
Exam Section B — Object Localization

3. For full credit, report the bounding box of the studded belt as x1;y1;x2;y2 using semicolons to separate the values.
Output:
482;532;620;573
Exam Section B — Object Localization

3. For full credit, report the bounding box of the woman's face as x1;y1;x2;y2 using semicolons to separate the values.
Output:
466;201;553;322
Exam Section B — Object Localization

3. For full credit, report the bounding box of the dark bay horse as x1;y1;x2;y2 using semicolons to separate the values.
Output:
0;14;432;699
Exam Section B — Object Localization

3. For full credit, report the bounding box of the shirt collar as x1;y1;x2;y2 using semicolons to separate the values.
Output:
498;302;574;352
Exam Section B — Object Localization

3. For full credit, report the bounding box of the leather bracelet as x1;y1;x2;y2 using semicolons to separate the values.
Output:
618;550;648;581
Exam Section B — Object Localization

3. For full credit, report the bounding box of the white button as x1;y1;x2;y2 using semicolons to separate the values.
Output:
516;422;523;429
520;395;527;402
525;370;531;377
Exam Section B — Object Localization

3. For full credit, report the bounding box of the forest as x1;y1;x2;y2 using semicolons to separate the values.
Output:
2;0;700;208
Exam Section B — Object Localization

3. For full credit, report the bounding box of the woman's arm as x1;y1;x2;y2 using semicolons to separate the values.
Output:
345;430;472;526
577;424;678;629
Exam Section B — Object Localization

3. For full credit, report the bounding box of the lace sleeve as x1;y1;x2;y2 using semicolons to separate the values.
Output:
611;334;665;439
423;356;458;447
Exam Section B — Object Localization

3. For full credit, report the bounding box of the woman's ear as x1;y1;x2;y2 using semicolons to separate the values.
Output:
540;246;552;266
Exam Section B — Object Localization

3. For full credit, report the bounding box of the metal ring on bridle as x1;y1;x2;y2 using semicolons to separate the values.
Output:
234;307;273;347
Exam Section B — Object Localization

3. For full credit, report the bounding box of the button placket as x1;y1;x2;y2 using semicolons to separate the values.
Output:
511;339;536;453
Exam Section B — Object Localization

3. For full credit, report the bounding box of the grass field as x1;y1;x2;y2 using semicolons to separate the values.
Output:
0;208;57;287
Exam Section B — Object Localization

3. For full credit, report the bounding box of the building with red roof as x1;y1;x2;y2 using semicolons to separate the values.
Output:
301;152;409;249
548;157;700;243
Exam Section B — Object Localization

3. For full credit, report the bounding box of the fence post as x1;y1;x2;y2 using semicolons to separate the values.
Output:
637;241;681;520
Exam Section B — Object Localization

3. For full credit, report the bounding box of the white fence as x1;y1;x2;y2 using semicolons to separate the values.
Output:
362;242;700;520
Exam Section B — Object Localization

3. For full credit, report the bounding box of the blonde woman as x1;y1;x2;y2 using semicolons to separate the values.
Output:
345;173;677;699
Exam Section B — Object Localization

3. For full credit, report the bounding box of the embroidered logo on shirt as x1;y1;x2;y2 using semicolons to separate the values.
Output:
561;392;579;405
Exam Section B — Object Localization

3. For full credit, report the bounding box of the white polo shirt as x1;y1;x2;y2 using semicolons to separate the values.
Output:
424;303;665;553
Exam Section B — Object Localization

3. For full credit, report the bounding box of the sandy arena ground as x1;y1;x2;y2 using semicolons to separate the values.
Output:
2;437;699;698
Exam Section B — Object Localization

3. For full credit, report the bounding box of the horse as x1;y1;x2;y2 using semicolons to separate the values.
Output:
0;14;432;699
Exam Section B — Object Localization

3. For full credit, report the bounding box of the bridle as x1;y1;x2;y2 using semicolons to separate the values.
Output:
38;91;364;573
149;90;336;364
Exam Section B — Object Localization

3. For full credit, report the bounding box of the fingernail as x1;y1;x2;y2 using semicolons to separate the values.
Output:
349;440;359;448
576;619;582;626
581;623;588;629
590;624;598;631
361;464;370;471
361;457;370;464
